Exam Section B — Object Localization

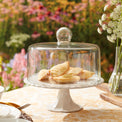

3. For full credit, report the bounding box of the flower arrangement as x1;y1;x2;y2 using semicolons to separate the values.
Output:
98;0;122;94
0;49;27;91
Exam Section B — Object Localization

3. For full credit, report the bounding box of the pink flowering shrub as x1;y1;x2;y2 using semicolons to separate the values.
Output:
0;49;27;91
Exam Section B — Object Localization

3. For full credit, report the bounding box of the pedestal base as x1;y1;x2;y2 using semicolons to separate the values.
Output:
48;89;82;113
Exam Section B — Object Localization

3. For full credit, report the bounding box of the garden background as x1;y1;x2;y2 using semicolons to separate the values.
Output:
0;0;115;91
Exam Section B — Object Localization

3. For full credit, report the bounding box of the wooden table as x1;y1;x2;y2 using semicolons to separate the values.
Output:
1;85;122;122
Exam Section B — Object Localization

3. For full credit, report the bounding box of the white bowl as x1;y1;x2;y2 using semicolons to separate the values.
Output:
0;86;4;99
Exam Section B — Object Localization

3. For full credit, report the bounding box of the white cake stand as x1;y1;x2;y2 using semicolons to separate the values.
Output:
24;74;104;113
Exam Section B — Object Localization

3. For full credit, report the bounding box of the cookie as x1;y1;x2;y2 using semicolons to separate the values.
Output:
38;69;49;81
80;70;95;80
52;74;80;84
49;76;57;84
66;67;83;75
50;61;70;77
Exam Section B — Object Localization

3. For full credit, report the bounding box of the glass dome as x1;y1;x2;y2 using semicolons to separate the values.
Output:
26;27;103;89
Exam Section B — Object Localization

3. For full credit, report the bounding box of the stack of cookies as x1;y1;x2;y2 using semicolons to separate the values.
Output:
38;61;94;84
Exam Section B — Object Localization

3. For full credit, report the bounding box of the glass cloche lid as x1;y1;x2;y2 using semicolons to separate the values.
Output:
26;27;103;89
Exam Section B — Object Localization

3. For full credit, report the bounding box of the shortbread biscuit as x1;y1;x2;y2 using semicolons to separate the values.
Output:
50;61;70;77
80;70;94;80
38;69;49;81
66;67;83;75
52;74;80;84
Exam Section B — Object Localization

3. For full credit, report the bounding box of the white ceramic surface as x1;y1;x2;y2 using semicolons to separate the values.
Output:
48;89;82;112
0;118;30;122
0;104;21;119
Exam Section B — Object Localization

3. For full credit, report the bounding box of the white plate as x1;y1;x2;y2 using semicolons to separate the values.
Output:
0;104;21;119
25;74;104;89
0;118;30;122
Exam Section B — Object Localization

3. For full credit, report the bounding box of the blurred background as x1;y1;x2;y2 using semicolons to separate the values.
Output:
0;0;115;91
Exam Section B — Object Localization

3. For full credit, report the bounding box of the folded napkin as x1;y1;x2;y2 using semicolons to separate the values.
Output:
0;104;10;117
0;104;21;118
0;102;33;122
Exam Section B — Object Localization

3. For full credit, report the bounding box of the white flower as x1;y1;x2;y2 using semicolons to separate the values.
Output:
111;34;117;40
117;22;122;31
113;14;119;20
108;21;114;28
5;33;30;47
104;5;109;11
101;14;107;21
98;0;122;43
11;39;18;43
113;21;118;28
117;4;122;11
110;12;113;18
107;28;112;34
114;5;121;12
99;19;102;25
117;32;122;39
97;28;102;34
110;12;119;20
102;24;107;30
6;41;11;47
113;28;119;34
107;35;115;43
